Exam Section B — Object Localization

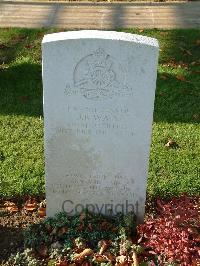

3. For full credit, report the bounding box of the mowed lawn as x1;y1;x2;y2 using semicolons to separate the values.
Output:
0;28;199;199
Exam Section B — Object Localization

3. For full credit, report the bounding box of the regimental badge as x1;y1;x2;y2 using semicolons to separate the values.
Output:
65;48;133;100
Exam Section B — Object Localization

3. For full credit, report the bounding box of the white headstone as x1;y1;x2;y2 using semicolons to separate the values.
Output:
42;30;159;223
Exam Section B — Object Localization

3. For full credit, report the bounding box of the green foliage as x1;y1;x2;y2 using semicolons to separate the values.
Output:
23;211;137;252
0;28;199;198
24;223;49;248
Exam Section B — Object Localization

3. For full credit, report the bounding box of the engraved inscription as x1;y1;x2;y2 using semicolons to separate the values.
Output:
61;105;134;137
65;48;133;100
47;173;134;197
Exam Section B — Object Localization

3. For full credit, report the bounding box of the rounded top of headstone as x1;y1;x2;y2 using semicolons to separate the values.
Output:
42;30;159;48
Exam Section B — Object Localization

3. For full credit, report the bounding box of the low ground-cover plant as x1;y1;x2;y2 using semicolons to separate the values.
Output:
138;195;200;265
8;211;142;265
3;195;199;266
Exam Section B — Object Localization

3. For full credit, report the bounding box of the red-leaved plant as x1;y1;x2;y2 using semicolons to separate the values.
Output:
137;196;200;265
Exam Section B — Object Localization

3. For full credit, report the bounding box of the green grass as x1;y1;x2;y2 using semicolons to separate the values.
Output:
0;28;199;198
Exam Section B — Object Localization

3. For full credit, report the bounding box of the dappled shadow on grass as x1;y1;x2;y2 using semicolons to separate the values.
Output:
0;31;26;65
0;29;199;123
139;29;200;65
154;71;200;124
0;28;46;65
123;29;200;63
0;62;199;124
124;29;200;124
0;62;43;117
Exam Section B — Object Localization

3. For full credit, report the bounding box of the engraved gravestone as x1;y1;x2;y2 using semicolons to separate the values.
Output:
42;30;159;222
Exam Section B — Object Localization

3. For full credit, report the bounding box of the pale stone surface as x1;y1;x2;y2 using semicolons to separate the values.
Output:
42;30;159;222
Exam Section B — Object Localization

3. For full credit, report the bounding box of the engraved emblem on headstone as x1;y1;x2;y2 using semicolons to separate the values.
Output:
65;48;133;100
